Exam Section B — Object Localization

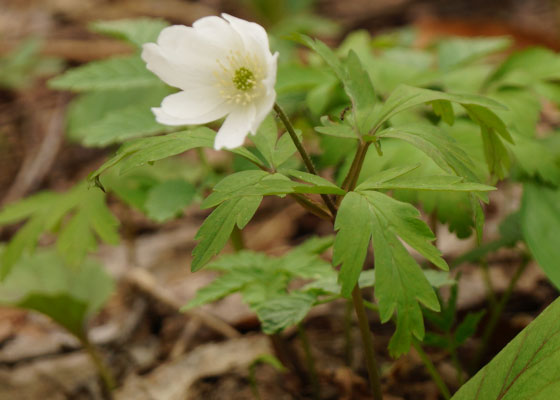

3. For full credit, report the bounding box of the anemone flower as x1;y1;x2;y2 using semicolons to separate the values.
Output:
141;14;278;150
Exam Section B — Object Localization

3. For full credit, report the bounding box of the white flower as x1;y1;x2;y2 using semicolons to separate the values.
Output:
141;14;278;150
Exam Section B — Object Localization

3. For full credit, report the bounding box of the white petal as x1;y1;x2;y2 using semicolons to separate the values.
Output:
250;90;276;135
141;43;215;90
222;14;270;59
156;25;223;62
192;15;244;52
155;90;231;126
214;106;256;150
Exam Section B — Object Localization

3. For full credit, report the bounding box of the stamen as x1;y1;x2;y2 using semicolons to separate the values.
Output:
213;50;265;106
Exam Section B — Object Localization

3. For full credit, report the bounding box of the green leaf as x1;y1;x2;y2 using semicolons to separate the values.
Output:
281;168;346;195
202;171;296;208
521;183;560;289
0;250;114;338
182;266;262;310
49;55;160;91
191;196;262;271
510;134;560;185
334;191;441;356
437;36;511;71
486;47;560;88
80;103;169;146
255;291;316;334
0;192;56;225
295;35;376;135
89;18;169;48
145;180;196;222
368;84;506;133
333;192;373;297
315;115;357;139
65;86;170;144
343;50;377;134
357;174;495;193
89;127;216;180
377;124;478;180
431;100;455;125
0;184;119;278
451;296;560;400
455;310;485;345
362;191;448;271
251;115;277;168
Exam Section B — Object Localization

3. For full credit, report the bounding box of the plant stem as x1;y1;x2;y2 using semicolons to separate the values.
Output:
481;258;497;310
290;193;333;221
274;103;384;398
274;103;338;218
446;333;465;386
338;141;371;205
351;285;383;400
230;225;245;252
344;299;354;367
471;255;529;372
80;336;115;398
413;339;451;400
298;323;320;400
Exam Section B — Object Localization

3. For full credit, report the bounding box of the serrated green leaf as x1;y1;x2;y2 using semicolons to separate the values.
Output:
333;192;373;297
191;196;262;271
0;184;119;278
455;310;485;345
66;86;171;144
343;50;377;133
510;134;560;185
521;183;560;289
357;174;495;193
334;191;442;356
315;115;357;138
295;35;376;135
281;168;345;195
431;100;455;125
89;127;216;180
437;36;511;71
49;55;160;91
368;84;506;133
0;192;56;225
89;18;169;48
1;217;45;280
363;191;448;271
145;180;196;222
182;266;262;310
256;291;316;334
451;296;560;400
376;124;479;182
486;47;560;89
81;103;169;146
202;171;296;208
0;250;114;338
251;115;277;168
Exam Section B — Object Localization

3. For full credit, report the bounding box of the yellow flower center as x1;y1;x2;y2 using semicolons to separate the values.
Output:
232;67;255;91
214;50;264;106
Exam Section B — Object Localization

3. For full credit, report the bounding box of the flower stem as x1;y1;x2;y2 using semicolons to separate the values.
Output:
351;285;383;400
413;339;451;400
471;255;529;372
298;323;320;400
340;141;371;197
79;335;115;398
274;103;338;218
274;103;383;398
